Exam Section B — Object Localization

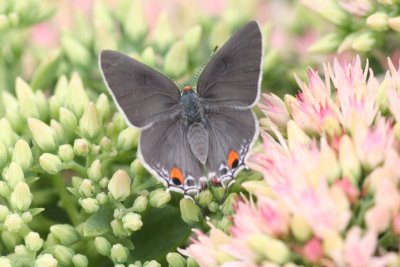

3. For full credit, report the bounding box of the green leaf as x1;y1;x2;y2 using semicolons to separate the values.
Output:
83;204;114;237
29;208;45;216
130;205;191;264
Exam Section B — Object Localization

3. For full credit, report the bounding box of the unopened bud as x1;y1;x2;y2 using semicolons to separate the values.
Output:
39;153;63;174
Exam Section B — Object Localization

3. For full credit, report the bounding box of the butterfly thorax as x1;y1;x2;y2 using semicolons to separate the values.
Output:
180;88;204;126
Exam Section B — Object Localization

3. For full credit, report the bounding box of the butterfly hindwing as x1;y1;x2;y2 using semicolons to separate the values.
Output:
197;21;262;109
205;109;258;184
139;118;204;194
99;50;181;128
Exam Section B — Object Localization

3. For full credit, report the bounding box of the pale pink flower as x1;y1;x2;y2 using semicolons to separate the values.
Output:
365;205;391;233
338;0;374;16
302;237;323;262
343;227;377;267
392;213;400;236
260;94;290;129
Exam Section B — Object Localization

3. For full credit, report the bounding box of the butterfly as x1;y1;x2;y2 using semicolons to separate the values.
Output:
99;21;262;195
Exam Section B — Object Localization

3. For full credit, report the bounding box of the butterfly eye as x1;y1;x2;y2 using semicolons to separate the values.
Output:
170;167;184;186
227;150;239;169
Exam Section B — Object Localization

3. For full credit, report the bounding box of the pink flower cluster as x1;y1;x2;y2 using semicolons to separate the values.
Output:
182;57;400;266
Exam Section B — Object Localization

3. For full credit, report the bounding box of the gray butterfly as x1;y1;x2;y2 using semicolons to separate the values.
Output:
99;21;262;195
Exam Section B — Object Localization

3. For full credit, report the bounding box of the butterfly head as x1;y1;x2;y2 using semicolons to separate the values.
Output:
182;85;195;94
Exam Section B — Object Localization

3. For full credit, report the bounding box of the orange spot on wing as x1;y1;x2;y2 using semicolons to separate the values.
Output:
183;85;192;91
227;150;239;169
170;167;184;185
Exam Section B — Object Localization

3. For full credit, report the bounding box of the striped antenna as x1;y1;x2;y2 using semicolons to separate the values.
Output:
186;45;219;88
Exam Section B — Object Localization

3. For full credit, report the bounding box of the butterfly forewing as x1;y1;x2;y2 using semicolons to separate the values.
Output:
197;21;262;109
99;50;181;128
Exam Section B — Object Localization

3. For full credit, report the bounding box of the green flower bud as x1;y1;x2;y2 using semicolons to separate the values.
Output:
88;159;102;182
0;181;11;198
0;257;12;267
35;254;58;267
143;260;161;267
366;12;388;31
59;107;78;133
389;17;400;32
117;128;140;151
72;176;83;190
1;91;18;110
12;139;32;171
100;137;112;152
67;72;90;117
80;198;99;213
10;182;32;211
0;142;8;168
21;211;33;223
49;96;61;119
16;77;39;119
73;138;90;156
55;75;68;104
31;49;61;91
221;193;237;215
0;205;10;221
99;177;109;188
96;192;108;205
149;189;171;208
132;195;148;213
141;47;156;67
197;190;213;207
130;159;145;179
184;25;202;52
308;32;343;53
5;162;24;188
212;187;226;202
79;179;95;197
62;35;91;67
53;245;74;266
111;219;130;237
80;102;101;139
209;21;230;49
352;32;376;52
2;231;19;251
95;93;110;122
50;224;80;246
125;0;147;42
290;214;312;242
15;244;29;256
72;254;88;267
25;232;43;252
208;201;219;213
180;198;202;224
152;12;174;51
122;212;143;232
4;213;23;232
186;257;199;267
247;234;290;264
28;118;57;152
58;144;74;162
164;41;188;78
108;170;131;201
339;135;361;184
35;90;49;120
166;252;186;267
39;153;63;174
111;244;129;264
0;118;17;147
50;120;67;144
95;236;111;256
287;120;311;149
6;107;24;133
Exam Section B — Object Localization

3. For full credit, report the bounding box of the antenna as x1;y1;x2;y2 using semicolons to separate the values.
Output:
186;45;219;88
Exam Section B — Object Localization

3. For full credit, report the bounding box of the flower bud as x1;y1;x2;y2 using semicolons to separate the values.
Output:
352;32;376;52
96;192;108;205
72;176;84;190
35;254;57;267
28;118;57;152
117;128;140;151
0;257;12;267
208;201;219;213
4;213;23;232
322;231;344;258
35;91;49;120
39;153;63;174
14;244;28;256
212;186;226;202
365;205;390;233
388;17;400;32
11;182;32;211
180;198;202;224
0;142;8;168
124;0;147;42
80;102;101;139
144;260;161;267
80;198;99;213
320;139;341;183
72;254;88;267
221;193;237;215
0;118;17;147
79;179;95;197
130;159;146;179
247;234;290;264
111;244;129;263
62;35;91;67
141;47;156;67
50;120;66;144
197;190;213;207
111;219;130;237
25;232;43;252
6;106;24;133
152;12;174;51
184;25;202;52
100;137;112;152
108;170;131;201
50;224;80;245
149;189;171;208
12;139;32;171
366;12;388;31
308;32;342;53
4;162;24;188
186;257;198;267
16;77;39;119
96;93;110;121
59;107;78;133
55;75;68;104
0;181;10;198
54;245;75;266
58;144;74;162
287;120;311;149
95;236;111;256
21;211;33;223
122;212;143;232
166;252;186;267
290;214;312;242
132;195;148;213
303;238;323;263
164;41;188;78
88;160;102;182
31;49;61;91
339;135;361;184
67;72;90;117
74;138;90;156
99;177;109;188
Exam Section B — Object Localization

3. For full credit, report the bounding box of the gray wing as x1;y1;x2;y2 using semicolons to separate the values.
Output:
205;109;258;183
99;50;181;128
139;118;204;194
197;21;262;109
